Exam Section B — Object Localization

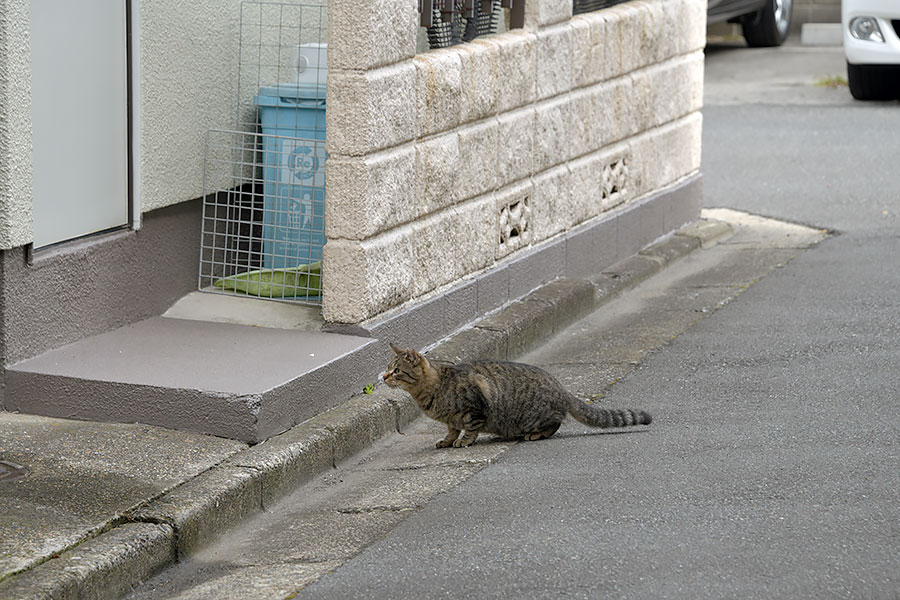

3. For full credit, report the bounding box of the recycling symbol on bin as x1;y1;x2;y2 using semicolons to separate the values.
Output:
289;145;318;181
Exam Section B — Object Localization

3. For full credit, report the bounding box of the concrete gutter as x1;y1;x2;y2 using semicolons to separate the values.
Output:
0;216;737;600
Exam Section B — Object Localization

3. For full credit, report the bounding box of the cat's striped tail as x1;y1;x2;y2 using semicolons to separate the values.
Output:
568;397;652;428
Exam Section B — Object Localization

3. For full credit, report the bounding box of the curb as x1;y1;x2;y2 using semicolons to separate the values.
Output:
0;218;731;600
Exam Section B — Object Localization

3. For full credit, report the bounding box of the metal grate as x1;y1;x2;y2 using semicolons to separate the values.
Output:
425;0;501;49
573;0;630;15
199;2;327;304
420;0;523;48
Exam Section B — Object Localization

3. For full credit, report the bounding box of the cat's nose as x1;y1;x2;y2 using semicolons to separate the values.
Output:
380;372;388;382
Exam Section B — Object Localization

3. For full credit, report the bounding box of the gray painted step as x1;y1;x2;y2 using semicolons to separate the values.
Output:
6;317;381;442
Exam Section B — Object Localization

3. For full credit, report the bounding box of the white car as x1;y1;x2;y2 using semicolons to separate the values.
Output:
843;0;900;100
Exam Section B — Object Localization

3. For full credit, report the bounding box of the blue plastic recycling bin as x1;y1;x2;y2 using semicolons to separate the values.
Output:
253;83;326;270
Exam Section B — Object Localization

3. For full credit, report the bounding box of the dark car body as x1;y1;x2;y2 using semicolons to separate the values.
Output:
707;0;769;23
707;0;793;46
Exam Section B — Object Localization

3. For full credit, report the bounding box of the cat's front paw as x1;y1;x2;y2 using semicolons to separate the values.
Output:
435;439;454;448
452;438;474;448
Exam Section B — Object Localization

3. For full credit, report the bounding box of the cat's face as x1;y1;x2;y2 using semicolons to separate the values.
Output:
382;345;424;389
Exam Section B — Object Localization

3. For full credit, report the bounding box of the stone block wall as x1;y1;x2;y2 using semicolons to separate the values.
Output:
323;0;706;324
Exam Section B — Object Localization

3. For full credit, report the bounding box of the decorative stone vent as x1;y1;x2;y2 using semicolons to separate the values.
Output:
601;157;629;209
499;195;531;254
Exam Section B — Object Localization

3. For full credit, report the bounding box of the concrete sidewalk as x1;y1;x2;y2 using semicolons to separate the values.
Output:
0;209;823;600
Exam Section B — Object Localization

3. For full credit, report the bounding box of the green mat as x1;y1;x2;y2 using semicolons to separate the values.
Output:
214;262;322;298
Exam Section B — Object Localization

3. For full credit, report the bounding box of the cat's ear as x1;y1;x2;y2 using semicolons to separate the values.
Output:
389;343;423;365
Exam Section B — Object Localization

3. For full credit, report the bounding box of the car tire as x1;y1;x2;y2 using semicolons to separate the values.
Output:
847;62;900;101
741;0;793;47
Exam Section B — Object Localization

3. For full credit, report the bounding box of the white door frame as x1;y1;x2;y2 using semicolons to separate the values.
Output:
128;0;141;231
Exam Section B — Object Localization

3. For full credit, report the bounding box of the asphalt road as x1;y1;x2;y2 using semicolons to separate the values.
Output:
702;41;900;237
129;40;900;600
297;41;900;599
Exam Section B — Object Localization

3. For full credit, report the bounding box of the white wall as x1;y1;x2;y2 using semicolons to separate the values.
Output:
138;0;242;213
0;0;257;248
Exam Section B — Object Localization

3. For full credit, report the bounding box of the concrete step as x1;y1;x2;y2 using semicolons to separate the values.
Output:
6;312;380;443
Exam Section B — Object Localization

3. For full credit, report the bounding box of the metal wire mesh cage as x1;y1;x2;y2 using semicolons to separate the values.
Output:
199;2;327;304
200;129;324;303
236;2;327;131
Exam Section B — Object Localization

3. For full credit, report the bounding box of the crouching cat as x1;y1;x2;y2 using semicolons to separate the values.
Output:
382;345;652;448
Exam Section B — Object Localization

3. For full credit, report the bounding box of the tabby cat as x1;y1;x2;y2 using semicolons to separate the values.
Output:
382;345;652;448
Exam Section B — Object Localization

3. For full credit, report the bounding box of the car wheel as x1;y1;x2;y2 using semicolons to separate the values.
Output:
847;62;900;101
741;0;793;47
